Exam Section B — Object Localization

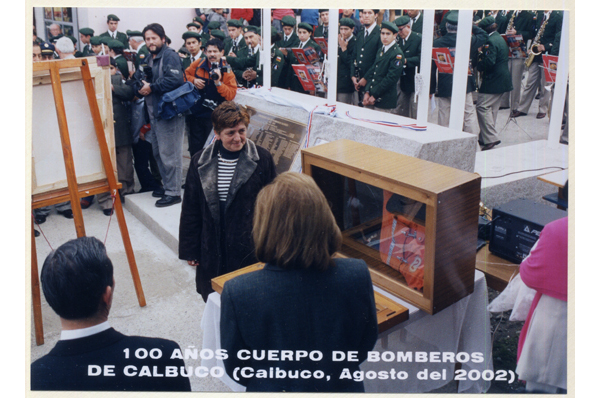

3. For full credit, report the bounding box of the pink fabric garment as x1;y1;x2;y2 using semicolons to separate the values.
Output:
230;9;253;22
517;217;568;360
272;9;295;20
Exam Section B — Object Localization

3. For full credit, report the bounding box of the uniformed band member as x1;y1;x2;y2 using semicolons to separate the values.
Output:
108;39;129;78
90;36;104;56
224;19;247;57
351;9;382;105
289;23;321;95
79;28;95;57
187;22;201;33
430;11;487;134
337;18;358;105
511;10;563;120
314;9;330;39
241;26;285;88
406;10;423;34
362;21;404;113
394;16;422;118
239;25;261;87
181;31;204;71
498;10;534;111
476;16;512;150
275;15;300;89
100;14;129;47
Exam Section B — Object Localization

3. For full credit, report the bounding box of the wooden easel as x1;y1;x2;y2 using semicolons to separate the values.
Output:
31;58;146;345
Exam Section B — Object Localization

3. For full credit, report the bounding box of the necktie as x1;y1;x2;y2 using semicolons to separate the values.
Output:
284;36;288;44
248;47;252;56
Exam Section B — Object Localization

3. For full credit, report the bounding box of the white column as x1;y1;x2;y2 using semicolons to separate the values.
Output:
416;10;435;124
326;9;339;103
448;10;474;131
261;8;272;89
547;11;569;149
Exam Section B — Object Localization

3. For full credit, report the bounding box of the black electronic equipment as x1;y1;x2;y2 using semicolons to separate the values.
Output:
489;199;567;263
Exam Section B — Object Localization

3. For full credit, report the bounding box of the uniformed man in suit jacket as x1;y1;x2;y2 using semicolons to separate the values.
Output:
108;39;129;79
242;26;286;88
289;23;322;95
394;16;422;118
181;31;204;71
79;28;95;57
100;14;129;48
30;237;191;391
512;10;563;120
406;10;424;34
498;10;534;110
314;9;330;39
275;15;300;89
430;11;487;134
127;30;149;73
223;19;247;58
476;16;512;150
337;18;358;104
351;9;381;104
363;21;404;113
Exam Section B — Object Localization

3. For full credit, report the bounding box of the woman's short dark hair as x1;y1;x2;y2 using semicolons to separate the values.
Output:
142;23;166;40
253;172;342;271
211;101;250;133
41;237;114;320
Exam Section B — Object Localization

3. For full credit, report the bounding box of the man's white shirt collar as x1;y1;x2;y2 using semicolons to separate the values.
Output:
60;321;111;341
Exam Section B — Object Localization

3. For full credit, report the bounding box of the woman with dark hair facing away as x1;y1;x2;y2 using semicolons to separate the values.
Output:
220;172;378;392
178;101;276;301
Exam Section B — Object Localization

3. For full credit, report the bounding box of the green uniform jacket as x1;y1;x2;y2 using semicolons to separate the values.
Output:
338;35;357;94
81;44;95;57
397;31;422;94
275;32;300;89
431;25;487;97
493;13;508;34
134;44;151;72
500;10;535;42
114;55;129;80
226;42;251;86
111;74;135;147
289;39;322;94
351;24;382;80
224;36;247;57
100;31;129;47
181;55;192;71
410;15;423;34
478;31;513;94
364;43;404;109
266;46;285;88
533;11;563;63
313;25;329;39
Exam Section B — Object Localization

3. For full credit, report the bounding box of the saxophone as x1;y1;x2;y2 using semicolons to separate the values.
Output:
506;10;517;33
525;16;548;68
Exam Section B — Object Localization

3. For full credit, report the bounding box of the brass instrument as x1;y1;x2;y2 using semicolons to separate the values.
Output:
506;10;518;33
525;17;548;68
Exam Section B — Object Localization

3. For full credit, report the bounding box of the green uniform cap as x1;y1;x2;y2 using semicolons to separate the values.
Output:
445;11;459;25
193;16;204;25
227;19;243;28
79;27;94;36
108;39;124;50
178;46;190;55
207;21;221;30
107;14;120;22
127;30;143;38
297;22;313;33
244;25;259;34
182;31;201;41
187;22;201;29
90;36;103;45
478;16;496;29
67;35;77;44
210;29;226;40
394;15;410;27
381;21;399;34
339;18;356;28
281;16;296;27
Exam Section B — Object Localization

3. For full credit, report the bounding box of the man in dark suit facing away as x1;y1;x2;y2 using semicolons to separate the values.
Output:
30;237;191;391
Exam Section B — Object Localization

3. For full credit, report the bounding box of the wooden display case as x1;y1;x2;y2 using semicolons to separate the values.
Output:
301;140;481;314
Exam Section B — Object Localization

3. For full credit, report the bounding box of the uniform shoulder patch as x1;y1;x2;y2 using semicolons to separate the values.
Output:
276;56;282;62
396;54;403;59
139;54;145;59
